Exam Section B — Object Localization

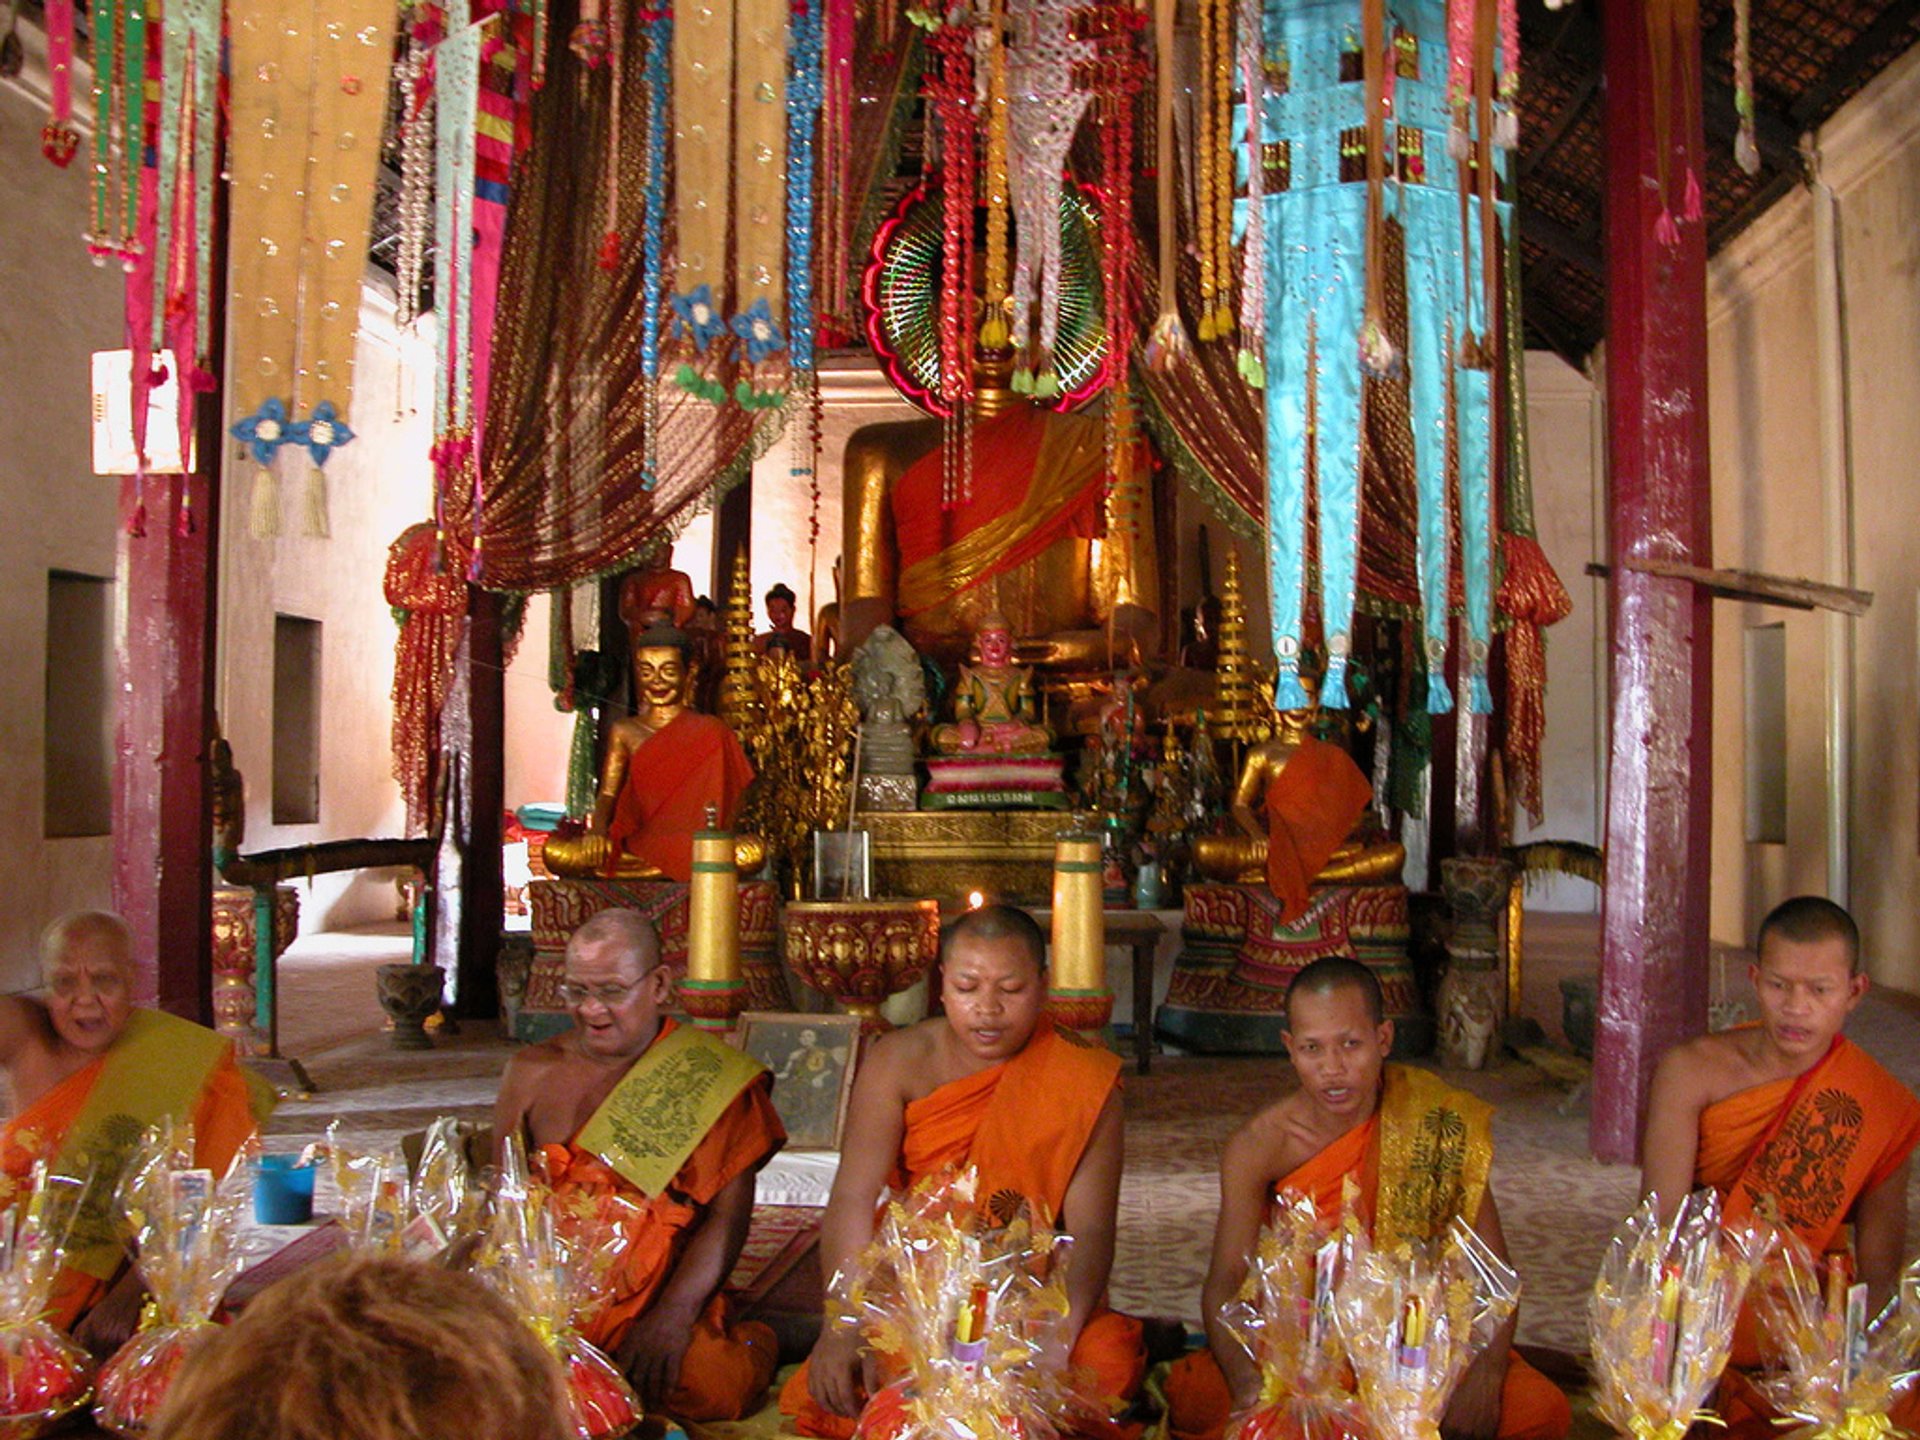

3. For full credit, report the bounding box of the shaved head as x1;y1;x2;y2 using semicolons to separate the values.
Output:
942;904;1047;973
567;909;662;974
1283;956;1384;1028
1757;896;1860;974
41;911;134;978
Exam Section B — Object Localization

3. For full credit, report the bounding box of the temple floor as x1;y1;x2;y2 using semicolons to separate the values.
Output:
253;912;1920;1365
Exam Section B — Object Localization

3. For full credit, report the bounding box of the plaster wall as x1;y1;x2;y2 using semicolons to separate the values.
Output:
1704;40;1920;990
0;82;129;993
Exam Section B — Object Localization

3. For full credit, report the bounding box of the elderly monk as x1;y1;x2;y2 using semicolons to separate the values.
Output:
493;909;785;1419
782;904;1144;1438
1165;958;1570;1440
542;621;757;882
1641;896;1920;1440
0;911;274;1349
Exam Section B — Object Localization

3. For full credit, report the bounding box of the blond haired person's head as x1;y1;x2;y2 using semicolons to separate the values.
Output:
151;1253;567;1440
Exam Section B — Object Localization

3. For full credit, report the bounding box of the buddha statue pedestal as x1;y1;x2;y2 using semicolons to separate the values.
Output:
861;810;1085;907
1156;883;1428;1056
520;877;788;1042
922;755;1069;810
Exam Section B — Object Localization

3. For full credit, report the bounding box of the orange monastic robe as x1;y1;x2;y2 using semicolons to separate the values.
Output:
1264;738;1373;925
540;1022;786;1422
0;1019;268;1332
604;710;754;883
1693;1035;1920;1439
1163;1070;1570;1440
782;1019;1145;1438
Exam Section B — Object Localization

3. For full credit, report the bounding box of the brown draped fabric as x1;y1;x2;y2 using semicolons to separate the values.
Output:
466;0;920;591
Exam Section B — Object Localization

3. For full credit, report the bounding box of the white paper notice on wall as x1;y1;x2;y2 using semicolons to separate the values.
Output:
90;349;195;475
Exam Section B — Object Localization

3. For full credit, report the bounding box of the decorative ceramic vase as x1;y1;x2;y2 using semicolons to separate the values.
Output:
782;899;942;1032
376;963;445;1050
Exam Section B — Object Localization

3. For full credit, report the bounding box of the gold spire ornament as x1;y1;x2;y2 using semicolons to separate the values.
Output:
1212;548;1265;743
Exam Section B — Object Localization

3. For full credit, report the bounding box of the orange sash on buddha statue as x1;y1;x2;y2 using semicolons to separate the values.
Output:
604;710;754;883
1264;738;1374;925
1164;1066;1568;1440
539;1021;785;1420
1695;1030;1920;1380
892;407;1107;620
783;1019;1143;1439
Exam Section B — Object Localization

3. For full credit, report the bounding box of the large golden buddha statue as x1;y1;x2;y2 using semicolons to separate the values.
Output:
839;350;1160;670
1191;690;1406;922
542;623;762;882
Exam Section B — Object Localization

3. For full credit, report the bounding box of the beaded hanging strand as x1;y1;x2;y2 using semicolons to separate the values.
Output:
1733;0;1757;173
1233;0;1264;385
1208;0;1234;340
924;14;976;502
639;4;672;487
1494;0;1518;148
1194;0;1218;341
41;0;80;165
820;0;855;342
787;0;824;531
1358;0;1397;377
980;0;1011;351
394;42;433;332
1142;0;1188;372
597;0;626;271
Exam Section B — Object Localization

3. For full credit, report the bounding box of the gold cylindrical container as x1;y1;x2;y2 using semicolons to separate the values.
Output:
1048;836;1109;1032
683;828;744;1030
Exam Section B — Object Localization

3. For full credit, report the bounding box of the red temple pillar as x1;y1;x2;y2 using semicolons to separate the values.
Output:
112;470;219;1021
1593;0;1715;1162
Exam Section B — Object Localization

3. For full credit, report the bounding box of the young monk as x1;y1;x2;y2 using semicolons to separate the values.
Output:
493;908;785;1420
782;904;1145;1438
0;912;273;1350
1641;896;1920;1439
1164;957;1570;1440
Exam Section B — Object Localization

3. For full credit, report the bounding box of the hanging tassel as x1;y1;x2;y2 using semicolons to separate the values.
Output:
1681;166;1703;223
175;485;195;537
1655;207;1680;248
1493;108;1517;149
304;466;331;538
250;465;280;538
1426;672;1455;715
1321;663;1350;711
1145;311;1192;373
1273;670;1311;713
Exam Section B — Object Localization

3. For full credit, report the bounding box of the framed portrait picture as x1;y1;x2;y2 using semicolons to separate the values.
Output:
734;1011;863;1151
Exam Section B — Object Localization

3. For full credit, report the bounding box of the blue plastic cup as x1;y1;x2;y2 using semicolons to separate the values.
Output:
254;1154;316;1225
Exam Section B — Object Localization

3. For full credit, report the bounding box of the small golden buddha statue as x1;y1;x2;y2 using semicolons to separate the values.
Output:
1191;687;1405;919
542;623;764;882
927;611;1053;756
838;348;1159;670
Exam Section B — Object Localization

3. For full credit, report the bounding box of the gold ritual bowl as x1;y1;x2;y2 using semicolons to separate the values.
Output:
783;899;942;1031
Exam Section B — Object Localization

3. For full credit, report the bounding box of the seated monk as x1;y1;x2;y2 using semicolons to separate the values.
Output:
1190;689;1404;922
492;909;785;1419
927;612;1053;756
1640;896;1920;1440
0;912;274;1351
782;905;1145;1438
542;622;761;882
1165;958;1571;1440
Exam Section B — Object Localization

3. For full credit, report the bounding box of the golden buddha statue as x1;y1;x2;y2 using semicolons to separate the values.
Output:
838;348;1160;670
1191;688;1406;922
542;623;764;882
927;611;1052;756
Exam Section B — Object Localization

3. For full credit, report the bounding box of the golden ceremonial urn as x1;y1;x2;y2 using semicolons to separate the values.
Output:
783;899;942;1031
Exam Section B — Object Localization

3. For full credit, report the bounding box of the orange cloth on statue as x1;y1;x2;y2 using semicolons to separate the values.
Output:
1693;1031;1920;1377
781;1019;1144;1438
604;710;754;883
0;1042;264;1332
1162;1085;1569;1440
1263;738;1375;925
891;407;1109;620
538;1024;785;1421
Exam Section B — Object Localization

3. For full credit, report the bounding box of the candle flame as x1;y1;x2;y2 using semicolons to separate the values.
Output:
967;890;985;910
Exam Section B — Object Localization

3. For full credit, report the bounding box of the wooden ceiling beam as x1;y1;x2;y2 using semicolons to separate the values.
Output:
1790;0;1920;126
1520;67;1600;179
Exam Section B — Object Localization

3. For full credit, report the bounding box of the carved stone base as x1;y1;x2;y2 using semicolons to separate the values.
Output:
1158;883;1425;1056
858;773;919;811
376;964;445;1050
860;809;1085;905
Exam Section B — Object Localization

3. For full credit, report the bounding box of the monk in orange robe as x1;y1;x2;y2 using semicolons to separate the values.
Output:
782;904;1144;1440
0;912;274;1350
493;908;785;1420
1164;958;1570;1440
1641;896;1920;1440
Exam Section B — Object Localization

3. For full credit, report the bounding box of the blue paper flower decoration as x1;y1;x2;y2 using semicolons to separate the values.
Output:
287;400;356;467
671;284;729;353
730;298;788;365
229;397;291;466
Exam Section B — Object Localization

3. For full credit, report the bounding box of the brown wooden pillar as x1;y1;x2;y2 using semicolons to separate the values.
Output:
1593;0;1715;1162
433;586;506;1020
112;472;219;1020
713;471;753;600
